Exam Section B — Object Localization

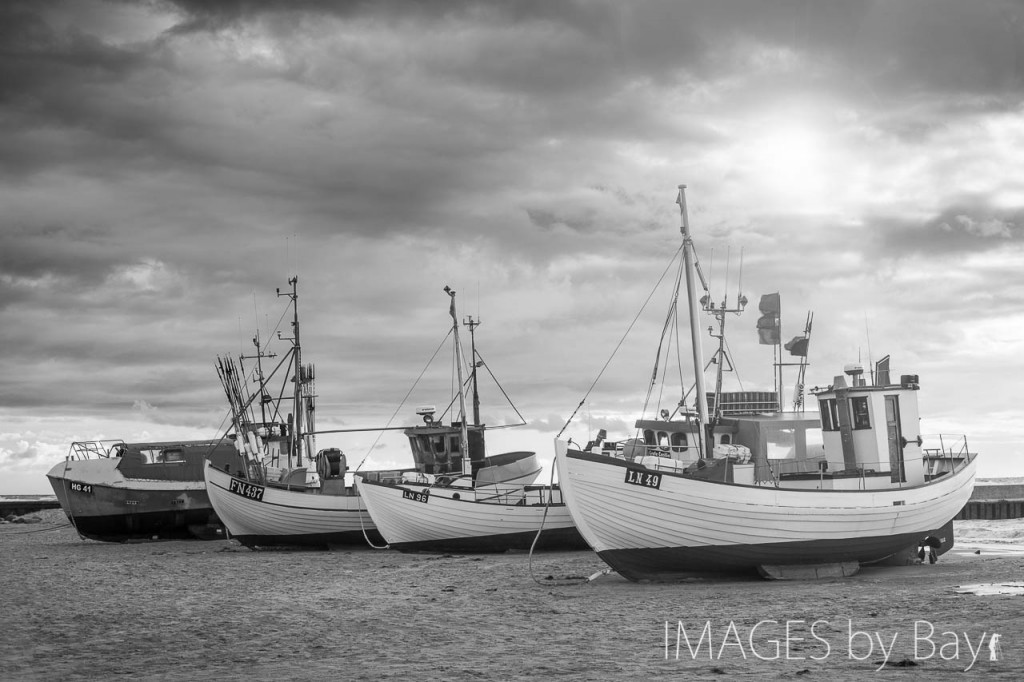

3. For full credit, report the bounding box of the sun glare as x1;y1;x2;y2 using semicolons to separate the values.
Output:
748;126;829;210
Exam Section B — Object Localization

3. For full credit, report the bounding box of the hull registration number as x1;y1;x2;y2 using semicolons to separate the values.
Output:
402;489;429;503
624;468;662;490
69;481;94;495
229;478;265;501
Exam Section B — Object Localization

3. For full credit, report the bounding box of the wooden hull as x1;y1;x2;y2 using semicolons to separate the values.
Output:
204;463;381;548
46;459;217;542
555;441;978;580
354;476;588;553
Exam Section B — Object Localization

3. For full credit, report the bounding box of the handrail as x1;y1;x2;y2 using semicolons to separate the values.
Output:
68;440;125;461
921;433;974;475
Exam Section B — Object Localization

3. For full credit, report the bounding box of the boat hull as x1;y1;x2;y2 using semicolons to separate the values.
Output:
204;463;382;548
46;460;217;542
555;441;977;581
355;476;588;553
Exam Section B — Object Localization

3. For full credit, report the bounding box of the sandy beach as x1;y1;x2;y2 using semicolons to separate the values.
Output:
2;510;1022;681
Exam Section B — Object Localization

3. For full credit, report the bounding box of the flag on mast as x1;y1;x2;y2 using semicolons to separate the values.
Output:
756;293;780;345
785;336;809;356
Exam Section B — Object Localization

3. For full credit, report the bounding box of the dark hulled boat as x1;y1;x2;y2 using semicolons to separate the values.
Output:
47;439;243;541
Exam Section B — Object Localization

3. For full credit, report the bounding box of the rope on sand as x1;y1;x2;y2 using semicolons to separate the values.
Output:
2;522;73;535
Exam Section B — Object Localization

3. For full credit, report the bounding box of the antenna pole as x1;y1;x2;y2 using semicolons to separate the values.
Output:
445;286;472;476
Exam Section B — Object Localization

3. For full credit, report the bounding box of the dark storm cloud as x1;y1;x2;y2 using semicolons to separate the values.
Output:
0;4;165;173
873;206;1021;258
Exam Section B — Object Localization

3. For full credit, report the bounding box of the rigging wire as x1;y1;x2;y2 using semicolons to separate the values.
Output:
354;328;454;549
642;253;686;420
557;243;685;438
352;328;453;473
473;349;528;427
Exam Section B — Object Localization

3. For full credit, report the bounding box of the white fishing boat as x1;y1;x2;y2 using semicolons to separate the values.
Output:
356;286;588;553
47;439;243;542
554;186;978;580
204;277;403;549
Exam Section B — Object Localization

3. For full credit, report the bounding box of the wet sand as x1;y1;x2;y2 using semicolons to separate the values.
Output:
2;512;1022;680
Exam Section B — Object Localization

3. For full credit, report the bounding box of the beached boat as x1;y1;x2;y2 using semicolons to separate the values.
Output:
203;277;403;548
554;186;978;580
46;439;243;542
355;286;588;553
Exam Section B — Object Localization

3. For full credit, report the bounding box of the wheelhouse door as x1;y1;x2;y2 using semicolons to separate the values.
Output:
885;395;906;483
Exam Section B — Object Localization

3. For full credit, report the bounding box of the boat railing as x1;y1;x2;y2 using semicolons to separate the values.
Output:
767;455;830;476
707;391;780;416
67;440;125;460
593;440;701;464
470;485;560;506
921;433;975;477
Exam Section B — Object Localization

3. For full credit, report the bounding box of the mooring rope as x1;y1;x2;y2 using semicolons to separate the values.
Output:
526;440;615;587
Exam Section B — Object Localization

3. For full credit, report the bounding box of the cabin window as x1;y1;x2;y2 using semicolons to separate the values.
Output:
643;429;656;445
159;448;184;463
431;435;446;455
670;432;688;452
819;399;839;431
657;432;670;450
449;436;461;454
719;434;732;445
851;397;871;430
139;448;184;464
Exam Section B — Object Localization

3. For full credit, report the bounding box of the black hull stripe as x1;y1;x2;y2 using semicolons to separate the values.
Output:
389;527;589;554
597;530;939;581
231;529;384;549
66;509;219;542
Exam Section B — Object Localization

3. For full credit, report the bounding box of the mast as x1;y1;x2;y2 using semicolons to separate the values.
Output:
465;315;482;426
445;286;472;476
677;185;710;458
277;276;302;467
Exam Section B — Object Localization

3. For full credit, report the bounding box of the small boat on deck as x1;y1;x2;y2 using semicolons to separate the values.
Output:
554;186;978;580
46;439;243;541
356;286;588;553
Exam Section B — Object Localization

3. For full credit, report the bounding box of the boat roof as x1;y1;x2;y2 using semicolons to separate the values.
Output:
720;412;820;427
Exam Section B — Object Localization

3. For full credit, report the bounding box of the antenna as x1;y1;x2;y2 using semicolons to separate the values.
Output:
701;249;748;428
864;312;874;384
737;248;744;305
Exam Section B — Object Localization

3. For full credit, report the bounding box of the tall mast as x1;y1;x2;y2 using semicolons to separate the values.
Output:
277;276;302;467
677;185;710;457
465;315;481;426
445;286;472;476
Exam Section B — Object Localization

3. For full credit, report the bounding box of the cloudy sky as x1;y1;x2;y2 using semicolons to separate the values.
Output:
2;0;1023;494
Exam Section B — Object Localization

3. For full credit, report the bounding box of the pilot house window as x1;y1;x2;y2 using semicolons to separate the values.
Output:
851;396;871;430
819;399;839;431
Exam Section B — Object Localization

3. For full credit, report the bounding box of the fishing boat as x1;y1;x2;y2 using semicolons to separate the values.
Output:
46;439;243;542
203;277;404;549
355;286;588;553
554;185;978;580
